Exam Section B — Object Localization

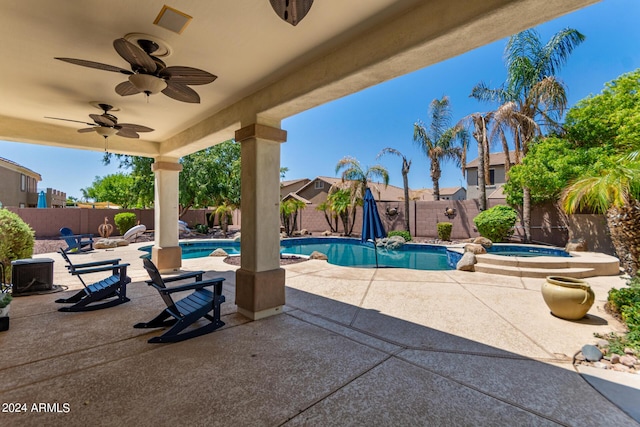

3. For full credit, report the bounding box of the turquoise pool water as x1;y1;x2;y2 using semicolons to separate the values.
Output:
138;239;570;270
139;237;452;270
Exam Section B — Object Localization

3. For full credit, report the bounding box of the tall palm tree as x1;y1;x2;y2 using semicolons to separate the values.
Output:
458;112;492;210
561;156;640;276
471;27;585;242
335;156;389;236
414;96;468;201
377;148;411;231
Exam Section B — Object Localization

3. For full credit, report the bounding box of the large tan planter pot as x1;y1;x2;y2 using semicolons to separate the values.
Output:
541;276;595;320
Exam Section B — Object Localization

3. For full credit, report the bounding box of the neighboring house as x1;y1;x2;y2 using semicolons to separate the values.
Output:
464;151;516;201
412;187;467;201
0;157;66;208
292;176;407;205
280;178;310;200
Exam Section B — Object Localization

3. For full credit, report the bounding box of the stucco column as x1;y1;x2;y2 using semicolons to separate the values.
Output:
151;159;182;272
235;123;287;320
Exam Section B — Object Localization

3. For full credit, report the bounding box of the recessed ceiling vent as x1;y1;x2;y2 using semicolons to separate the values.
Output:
154;5;193;34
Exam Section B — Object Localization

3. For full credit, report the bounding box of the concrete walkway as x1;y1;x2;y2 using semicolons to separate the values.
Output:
1;243;638;426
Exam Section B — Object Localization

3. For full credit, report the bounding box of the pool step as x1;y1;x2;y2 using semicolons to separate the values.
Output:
474;263;595;279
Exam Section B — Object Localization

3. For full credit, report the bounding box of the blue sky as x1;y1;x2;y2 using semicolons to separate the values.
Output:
2;0;639;199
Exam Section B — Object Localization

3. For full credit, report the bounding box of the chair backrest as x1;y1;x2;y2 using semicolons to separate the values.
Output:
142;258;175;308
58;248;72;266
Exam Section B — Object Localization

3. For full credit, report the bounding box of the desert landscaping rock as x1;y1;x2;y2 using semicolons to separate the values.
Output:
210;248;228;257
582;344;603;362
456;252;476;271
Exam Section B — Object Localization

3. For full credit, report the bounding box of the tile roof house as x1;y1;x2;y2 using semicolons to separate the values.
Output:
282;176;407;204
464;151;517;201
412;187;467;201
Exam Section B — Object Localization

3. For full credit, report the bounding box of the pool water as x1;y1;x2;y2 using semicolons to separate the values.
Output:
486;245;571;258
139;238;451;270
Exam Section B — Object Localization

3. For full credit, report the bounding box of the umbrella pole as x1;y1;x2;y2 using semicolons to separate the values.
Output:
371;239;379;268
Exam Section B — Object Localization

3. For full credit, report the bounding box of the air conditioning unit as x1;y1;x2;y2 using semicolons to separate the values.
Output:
11;258;54;294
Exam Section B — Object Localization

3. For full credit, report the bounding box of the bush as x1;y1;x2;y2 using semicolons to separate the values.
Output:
437;222;453;241
194;224;209;234
473;205;518;242
0;209;35;284
114;212;137;235
601;275;640;353
387;230;411;242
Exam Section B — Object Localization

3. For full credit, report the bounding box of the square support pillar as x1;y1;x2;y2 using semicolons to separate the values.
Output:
235;123;287;320
151;160;183;273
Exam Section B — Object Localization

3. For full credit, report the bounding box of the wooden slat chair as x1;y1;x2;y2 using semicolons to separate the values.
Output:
56;248;131;312
135;258;226;343
59;227;94;253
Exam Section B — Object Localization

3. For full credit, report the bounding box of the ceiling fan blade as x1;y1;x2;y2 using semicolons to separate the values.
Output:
77;127;97;133
115;81;141;96
115;128;140;138
118;123;154;133
160;66;217;85
45;116;95;126
113;38;157;73
89;114;116;127
54;58;132;74
162;81;201;103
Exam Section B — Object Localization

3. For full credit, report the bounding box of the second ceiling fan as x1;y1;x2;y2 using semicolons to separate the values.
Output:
56;37;217;103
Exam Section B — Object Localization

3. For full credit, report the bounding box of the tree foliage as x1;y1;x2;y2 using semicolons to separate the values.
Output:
565;68;640;152
81;173;136;208
503;137;613;206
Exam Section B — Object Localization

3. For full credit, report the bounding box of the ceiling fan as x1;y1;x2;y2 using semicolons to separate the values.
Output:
46;103;154;140
55;37;217;103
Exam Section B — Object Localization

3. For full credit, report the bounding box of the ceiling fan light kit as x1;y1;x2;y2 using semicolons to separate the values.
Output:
270;0;314;26
129;73;168;94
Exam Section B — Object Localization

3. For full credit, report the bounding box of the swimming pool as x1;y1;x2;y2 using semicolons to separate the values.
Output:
139;237;452;270
486;244;571;258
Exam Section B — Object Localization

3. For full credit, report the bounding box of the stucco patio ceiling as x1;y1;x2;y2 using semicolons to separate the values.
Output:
0;0;597;159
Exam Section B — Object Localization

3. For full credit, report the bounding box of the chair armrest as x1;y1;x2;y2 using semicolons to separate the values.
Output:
59;233;94;240
69;259;122;269
154;278;225;295
71;263;130;275
145;270;205;285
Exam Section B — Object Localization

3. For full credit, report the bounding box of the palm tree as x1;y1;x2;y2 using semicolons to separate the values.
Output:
471;27;585;242
458;112;492;210
335;156;389;236
377;148;411;231
413;96;468;201
561;156;640;276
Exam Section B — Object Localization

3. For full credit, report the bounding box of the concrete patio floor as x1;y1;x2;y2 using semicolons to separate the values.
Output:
1;242;639;426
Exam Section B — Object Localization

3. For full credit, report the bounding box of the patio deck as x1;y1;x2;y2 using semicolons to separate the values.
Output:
1;243;639;426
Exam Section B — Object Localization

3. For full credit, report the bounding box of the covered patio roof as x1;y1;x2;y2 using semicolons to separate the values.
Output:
0;0;597;158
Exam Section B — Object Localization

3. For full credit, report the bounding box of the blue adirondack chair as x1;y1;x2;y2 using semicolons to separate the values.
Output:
56;248;131;312
60;227;94;253
135;258;226;343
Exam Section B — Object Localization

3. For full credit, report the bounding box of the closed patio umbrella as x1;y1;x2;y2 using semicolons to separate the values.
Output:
37;191;47;208
361;187;386;267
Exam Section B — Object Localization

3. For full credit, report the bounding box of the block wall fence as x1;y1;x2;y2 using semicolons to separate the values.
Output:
7;202;613;256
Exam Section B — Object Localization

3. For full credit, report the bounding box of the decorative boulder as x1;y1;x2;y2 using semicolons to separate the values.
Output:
456;252;476;271
95;239;118;249
209;248;228;257
300;229;309;235
464;243;486;255
322;230;332;236
310;251;328;260
385;235;405;250
115;239;130;247
233;233;241;242
581;344;603;362
473;236;493;249
566;239;588;252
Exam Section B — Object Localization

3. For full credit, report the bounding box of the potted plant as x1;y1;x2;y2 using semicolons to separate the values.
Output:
0;286;12;331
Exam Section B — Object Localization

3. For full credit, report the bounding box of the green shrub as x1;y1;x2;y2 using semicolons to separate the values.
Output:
0;292;12;309
0;209;35;284
194;224;209;234
114;212;137;235
602;275;640;353
387;230;411;242
437;222;453;241
473;205;518;242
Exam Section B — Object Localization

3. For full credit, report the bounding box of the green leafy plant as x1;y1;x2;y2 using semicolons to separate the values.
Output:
473;205;518;242
114;212;137;236
437;222;453;241
601;275;640;353
387;230;411;242
194;224;209;234
0;292;12;309
0;209;35;284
